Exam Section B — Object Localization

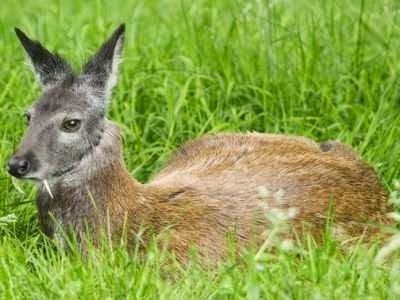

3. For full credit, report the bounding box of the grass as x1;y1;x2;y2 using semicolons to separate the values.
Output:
1;0;400;298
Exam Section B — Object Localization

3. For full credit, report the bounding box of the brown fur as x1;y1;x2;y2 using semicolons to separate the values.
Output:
37;129;392;263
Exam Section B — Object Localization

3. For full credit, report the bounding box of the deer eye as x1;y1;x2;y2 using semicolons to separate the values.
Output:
24;112;31;124
61;119;81;133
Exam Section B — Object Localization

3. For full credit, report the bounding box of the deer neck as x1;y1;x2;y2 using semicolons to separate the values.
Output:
36;121;149;240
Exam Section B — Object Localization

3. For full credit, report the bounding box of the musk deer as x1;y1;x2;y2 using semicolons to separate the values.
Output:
8;24;392;263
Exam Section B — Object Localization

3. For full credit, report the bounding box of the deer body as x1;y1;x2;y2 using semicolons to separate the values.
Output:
9;25;391;263
38;124;389;262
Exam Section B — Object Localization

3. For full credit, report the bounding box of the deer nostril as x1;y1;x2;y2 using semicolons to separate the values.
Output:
18;160;30;175
7;157;31;178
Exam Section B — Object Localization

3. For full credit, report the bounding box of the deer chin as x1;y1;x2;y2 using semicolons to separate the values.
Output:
14;171;46;183
24;175;50;185
16;165;75;185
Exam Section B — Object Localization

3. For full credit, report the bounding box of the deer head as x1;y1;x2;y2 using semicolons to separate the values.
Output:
7;24;125;183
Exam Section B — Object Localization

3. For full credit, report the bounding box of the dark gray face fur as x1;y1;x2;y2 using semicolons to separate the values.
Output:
8;24;125;181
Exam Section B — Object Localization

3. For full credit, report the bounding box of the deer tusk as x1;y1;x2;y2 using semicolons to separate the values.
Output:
43;179;54;199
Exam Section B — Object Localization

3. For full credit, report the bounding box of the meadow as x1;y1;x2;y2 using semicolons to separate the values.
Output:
1;0;400;298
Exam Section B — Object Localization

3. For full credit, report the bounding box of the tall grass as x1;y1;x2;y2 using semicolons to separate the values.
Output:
1;0;400;298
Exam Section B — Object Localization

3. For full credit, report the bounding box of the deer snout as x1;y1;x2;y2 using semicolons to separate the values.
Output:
8;156;31;178
7;151;38;178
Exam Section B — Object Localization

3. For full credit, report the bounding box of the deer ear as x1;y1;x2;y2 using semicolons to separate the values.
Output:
82;24;125;102
15;28;73;89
